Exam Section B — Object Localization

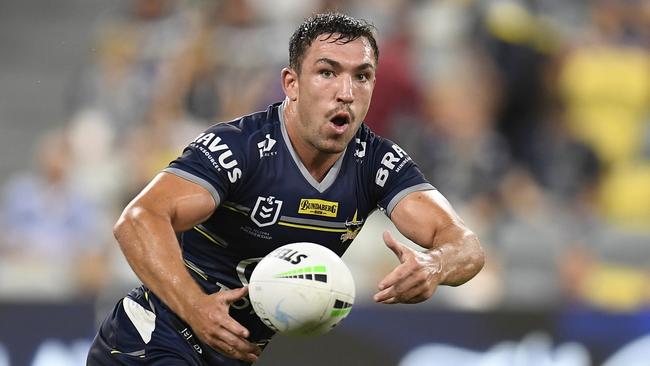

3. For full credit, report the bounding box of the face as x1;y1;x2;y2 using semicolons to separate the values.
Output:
283;34;377;154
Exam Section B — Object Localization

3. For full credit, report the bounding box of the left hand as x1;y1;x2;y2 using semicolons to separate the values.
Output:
373;230;443;304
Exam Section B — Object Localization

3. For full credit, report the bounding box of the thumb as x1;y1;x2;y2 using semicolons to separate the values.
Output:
383;230;406;263
221;286;249;305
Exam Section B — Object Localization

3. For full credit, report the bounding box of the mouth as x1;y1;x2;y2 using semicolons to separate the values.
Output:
325;107;354;136
329;112;351;127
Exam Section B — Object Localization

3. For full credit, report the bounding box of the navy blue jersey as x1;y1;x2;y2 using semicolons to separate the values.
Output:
162;101;434;349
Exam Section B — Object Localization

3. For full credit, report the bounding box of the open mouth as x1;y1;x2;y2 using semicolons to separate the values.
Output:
330;113;351;126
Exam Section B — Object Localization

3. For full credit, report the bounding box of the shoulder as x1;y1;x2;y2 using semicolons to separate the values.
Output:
190;103;282;152
355;123;411;162
354;123;430;194
165;103;283;195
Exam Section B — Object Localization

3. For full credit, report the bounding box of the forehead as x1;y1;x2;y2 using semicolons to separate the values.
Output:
303;34;376;68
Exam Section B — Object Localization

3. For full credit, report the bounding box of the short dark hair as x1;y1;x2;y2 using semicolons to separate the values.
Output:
289;13;379;72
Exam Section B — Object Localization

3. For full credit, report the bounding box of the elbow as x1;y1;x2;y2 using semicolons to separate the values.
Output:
112;216;127;245
113;208;133;249
112;205;147;249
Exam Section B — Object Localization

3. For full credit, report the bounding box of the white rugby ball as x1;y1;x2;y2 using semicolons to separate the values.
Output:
249;242;355;336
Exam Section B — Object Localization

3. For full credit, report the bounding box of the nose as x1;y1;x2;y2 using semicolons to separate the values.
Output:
336;75;354;104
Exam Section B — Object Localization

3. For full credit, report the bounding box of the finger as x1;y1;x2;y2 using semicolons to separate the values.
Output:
242;353;259;363
221;286;249;305
208;325;261;355
213;339;260;362
219;315;252;339
377;262;411;290
372;286;399;304
383;230;405;262
373;286;395;303
396;283;429;304
374;277;421;303
220;331;262;356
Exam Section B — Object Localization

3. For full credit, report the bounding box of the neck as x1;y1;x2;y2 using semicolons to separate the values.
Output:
283;101;342;182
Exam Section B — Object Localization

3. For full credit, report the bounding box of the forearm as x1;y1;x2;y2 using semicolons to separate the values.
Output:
114;206;205;321
390;190;485;288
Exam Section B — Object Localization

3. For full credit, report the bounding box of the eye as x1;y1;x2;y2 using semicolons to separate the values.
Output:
357;73;369;82
320;70;334;78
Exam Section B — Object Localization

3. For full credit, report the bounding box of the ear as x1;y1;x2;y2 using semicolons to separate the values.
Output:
281;67;298;101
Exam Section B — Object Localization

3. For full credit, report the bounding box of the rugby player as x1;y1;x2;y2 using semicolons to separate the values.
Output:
87;12;485;365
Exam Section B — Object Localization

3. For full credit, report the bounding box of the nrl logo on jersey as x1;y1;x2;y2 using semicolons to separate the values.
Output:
257;134;277;158
251;196;283;227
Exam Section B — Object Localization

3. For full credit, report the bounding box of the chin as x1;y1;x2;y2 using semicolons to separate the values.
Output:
316;141;347;154
319;145;346;154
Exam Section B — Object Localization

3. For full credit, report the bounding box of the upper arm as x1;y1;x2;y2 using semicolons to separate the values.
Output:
125;172;217;233
389;190;468;249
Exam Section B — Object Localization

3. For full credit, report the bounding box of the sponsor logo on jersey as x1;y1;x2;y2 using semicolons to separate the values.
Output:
250;196;283;227
354;138;366;159
298;199;339;218
340;210;364;243
192;132;242;183
375;144;411;187
257;134;277;158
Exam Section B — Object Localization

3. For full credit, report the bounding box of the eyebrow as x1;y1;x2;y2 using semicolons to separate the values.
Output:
315;58;375;71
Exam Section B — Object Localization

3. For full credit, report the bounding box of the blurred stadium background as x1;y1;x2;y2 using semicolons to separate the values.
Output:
1;0;649;365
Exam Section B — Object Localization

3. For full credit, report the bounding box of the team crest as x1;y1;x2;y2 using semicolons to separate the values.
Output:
251;196;283;227
340;210;364;243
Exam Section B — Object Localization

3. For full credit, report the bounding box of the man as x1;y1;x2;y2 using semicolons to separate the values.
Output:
87;13;484;366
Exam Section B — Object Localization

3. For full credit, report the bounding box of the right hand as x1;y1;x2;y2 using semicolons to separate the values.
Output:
184;286;261;362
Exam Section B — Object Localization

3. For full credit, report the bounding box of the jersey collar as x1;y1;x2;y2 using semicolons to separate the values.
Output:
278;99;347;193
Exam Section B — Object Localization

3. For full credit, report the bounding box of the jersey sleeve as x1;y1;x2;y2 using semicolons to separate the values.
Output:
368;135;435;217
162;123;246;207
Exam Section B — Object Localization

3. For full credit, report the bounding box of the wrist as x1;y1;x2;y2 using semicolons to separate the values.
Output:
168;282;207;323
428;247;445;283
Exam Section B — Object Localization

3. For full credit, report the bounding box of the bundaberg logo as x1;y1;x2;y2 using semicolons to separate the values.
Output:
298;199;339;218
